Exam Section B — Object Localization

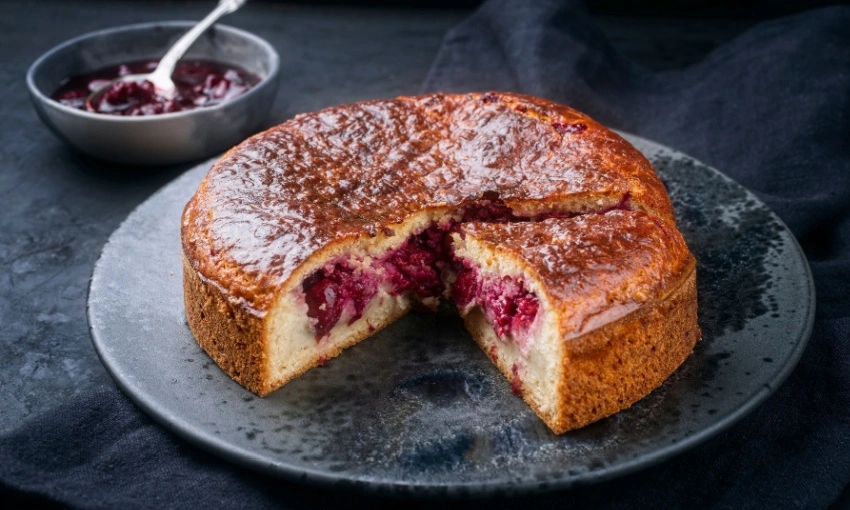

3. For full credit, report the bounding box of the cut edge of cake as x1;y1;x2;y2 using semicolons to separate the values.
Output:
451;225;699;433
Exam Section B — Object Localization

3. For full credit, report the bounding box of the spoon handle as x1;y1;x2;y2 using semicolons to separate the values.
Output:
149;0;248;89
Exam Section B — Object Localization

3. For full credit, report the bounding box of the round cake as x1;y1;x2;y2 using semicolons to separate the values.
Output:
181;92;700;434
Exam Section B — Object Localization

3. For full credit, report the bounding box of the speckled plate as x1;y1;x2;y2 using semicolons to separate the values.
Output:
88;134;814;497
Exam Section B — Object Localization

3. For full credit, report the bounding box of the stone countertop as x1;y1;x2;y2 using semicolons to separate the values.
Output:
0;0;751;434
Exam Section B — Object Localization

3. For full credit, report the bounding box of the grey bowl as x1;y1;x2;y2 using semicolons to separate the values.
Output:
26;22;280;166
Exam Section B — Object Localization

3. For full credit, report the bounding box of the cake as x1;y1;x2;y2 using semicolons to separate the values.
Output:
181;92;700;434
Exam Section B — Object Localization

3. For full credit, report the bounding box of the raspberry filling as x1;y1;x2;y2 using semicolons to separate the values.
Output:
460;195;582;223
597;191;631;214
302;226;450;339
452;261;539;342
302;263;379;338
300;197;627;340
382;226;450;298
461;198;514;222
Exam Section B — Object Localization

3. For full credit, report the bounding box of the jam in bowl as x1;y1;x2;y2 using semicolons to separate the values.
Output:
54;59;260;116
26;21;279;165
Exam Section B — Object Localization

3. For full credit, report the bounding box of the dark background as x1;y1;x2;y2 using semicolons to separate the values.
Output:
270;0;842;18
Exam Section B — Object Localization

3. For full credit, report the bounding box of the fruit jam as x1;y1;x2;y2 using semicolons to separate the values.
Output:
302;264;378;339
300;196;630;340
302;225;451;339
382;227;450;299
52;59;259;116
452;261;539;341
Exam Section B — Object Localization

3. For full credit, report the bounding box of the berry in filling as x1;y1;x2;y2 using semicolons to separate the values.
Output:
383;226;449;298
597;191;631;214
452;261;539;342
551;122;587;135
461;199;515;222
301;226;450;339
302;263;378;338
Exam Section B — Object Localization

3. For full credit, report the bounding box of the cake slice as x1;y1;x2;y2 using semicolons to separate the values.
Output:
450;210;699;433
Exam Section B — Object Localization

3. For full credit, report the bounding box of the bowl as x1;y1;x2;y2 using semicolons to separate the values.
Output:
26;22;280;166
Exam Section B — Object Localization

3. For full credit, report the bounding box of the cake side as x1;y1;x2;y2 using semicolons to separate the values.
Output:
552;265;699;433
260;207;459;392
184;243;415;397
461;265;698;433
182;252;271;395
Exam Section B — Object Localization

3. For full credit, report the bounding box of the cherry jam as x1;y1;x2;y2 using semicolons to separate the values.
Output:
52;59;260;116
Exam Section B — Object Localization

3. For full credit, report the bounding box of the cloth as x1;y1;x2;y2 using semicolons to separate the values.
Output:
2;1;849;507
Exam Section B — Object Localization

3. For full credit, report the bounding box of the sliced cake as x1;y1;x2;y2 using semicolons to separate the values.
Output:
181;92;700;433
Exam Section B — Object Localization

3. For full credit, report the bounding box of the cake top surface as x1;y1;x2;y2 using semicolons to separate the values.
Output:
182;92;675;313
457;210;695;338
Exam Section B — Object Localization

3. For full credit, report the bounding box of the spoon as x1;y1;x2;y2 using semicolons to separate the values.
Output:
86;0;247;110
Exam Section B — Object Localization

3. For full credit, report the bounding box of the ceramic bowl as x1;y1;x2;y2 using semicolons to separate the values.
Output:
26;21;279;165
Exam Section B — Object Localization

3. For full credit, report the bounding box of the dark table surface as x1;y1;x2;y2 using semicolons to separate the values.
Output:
3;0;812;504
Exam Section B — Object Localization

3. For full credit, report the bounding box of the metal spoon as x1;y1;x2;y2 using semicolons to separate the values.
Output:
86;0;247;109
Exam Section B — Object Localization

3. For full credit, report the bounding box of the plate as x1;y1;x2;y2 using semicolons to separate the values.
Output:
87;135;814;497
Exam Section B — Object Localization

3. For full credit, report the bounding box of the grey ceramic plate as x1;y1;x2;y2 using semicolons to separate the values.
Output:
88;134;814;497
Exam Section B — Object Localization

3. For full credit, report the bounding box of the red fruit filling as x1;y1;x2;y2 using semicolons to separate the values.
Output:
551;122;587;135
481;92;500;103
302;263;378;338
300;196;627;340
302;227;450;339
382;226;450;298
511;364;523;397
597;191;631;214
461;196;579;223
461;200;515;222
452;261;539;341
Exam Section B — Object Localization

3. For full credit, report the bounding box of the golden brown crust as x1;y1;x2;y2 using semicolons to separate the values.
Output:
552;264;699;433
465;263;699;434
184;254;415;396
459;210;694;339
455;211;699;434
182;253;271;395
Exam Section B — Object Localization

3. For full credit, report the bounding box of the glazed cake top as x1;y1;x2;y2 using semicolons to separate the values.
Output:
181;92;676;313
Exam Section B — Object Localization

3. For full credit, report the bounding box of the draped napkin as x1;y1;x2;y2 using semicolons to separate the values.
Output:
3;1;848;507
